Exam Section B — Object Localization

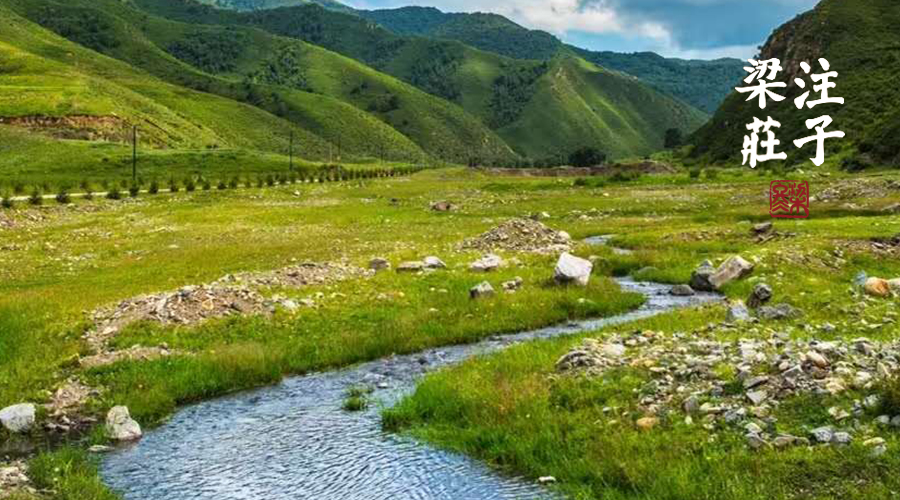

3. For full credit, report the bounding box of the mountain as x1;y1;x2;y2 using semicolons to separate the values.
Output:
131;0;707;160
1;0;516;164
196;0;353;14
691;0;900;167
351;6;745;114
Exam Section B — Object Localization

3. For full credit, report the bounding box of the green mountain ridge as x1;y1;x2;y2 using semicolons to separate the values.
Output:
691;0;900;167
131;0;706;160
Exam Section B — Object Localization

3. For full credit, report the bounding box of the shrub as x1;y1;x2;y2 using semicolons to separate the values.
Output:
84;190;94;201
28;189;42;206
879;376;900;416
106;187;122;200
202;179;212;191
217;180;227;190
229;177;239;189
569;147;607;168
56;190;71;205
704;168;720;180
185;179;196;192
689;168;701;179
256;176;264;188
169;178;180;193
79;179;91;192
148;180;159;195
12;182;25;195
1;196;13;209
574;178;588;187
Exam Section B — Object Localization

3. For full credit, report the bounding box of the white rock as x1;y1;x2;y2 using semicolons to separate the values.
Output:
554;253;593;287
470;281;495;299
106;406;142;441
470;254;504;273
709;255;754;290
0;403;35;433
423;256;446;269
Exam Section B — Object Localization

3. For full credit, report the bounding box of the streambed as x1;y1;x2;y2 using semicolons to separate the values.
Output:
100;276;718;500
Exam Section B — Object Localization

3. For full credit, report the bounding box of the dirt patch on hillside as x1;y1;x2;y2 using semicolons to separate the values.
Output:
461;218;572;254
0;115;132;142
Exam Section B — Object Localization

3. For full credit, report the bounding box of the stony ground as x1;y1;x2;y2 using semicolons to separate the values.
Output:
2;167;900;499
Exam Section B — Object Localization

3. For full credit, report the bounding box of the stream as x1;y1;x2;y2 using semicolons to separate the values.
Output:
100;255;719;500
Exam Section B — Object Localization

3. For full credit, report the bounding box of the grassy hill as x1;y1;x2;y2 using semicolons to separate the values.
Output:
196;0;353;13
4;0;519;164
132;0;707;160
356;6;743;114
691;0;900;168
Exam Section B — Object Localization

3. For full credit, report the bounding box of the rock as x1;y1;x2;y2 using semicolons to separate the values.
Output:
0;403;36;433
430;201;455;212
746;390;768;405
773;435;798;448
502;277;524;292
743;376;769;390
554;253;593;287
670;284;696;296
745;422;763;434
470;281;495;300
810;426;833;443
88;445;114;453
832;432;852;445
864;437;885;447
864;277;892;298
600;343;627;357
369;258;390;272
683;396;700;414
727;301;751;322
106;406;142;441
689;261;716;292
752;222;774;235
757;303;802;321
423;256;446;269
397;261;425;273
636;417;659;430
537;476;557;484
888;278;900;293
854;271;869;288
747;283;773;309
470;254;504;273
709;256;755;290
805;351;829;368
746;433;767;450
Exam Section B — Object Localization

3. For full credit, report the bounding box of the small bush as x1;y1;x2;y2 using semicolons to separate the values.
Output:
185;179;196;192
56;190;71;205
879;377;900;416
265;175;275;187
79;179;91;192
129;184;140;197
148;180;159;195
202;179;212;191
229;177;239;189
217;180;227;190
689;168;701;179
28;189;42;206
106;187;122;200
704;168;720;180
84;190;94;201
256;176;264;188
169;178;180;193
1;196;13;209
12;182;25;195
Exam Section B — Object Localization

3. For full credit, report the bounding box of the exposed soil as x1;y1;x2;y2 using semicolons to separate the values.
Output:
0;115;132;143
478;160;676;178
460;218;572;254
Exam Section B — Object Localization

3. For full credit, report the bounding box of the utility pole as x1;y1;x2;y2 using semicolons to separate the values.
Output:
132;125;138;183
337;134;342;164
289;130;294;172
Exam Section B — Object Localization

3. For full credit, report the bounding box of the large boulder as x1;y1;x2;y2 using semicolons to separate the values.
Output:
106;406;142;441
708;256;755;290
0;403;35;433
470;254;504;272
554;253;593;287
689;261;716;292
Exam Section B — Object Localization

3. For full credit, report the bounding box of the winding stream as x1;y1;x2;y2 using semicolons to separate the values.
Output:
101;263;719;499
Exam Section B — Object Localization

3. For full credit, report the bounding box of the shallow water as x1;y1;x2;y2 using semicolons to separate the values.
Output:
100;277;719;500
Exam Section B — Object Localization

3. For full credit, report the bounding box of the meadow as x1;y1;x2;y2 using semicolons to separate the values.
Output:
2;164;900;499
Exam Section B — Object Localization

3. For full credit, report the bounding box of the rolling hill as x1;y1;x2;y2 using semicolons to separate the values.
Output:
691;0;900;167
131;0;707;160
1;0;518;165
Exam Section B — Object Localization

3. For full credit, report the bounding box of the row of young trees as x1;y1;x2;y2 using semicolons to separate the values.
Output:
0;165;423;210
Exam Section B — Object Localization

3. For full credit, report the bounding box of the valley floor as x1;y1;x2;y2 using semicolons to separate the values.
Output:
2;166;900;499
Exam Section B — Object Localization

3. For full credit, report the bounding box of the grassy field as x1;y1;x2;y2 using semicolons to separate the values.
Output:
2;165;900;499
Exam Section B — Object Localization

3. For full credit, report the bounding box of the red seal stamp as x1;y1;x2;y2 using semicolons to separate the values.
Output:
769;180;809;219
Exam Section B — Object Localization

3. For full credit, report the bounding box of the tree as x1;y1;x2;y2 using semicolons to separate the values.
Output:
569;147;607;168
664;128;684;149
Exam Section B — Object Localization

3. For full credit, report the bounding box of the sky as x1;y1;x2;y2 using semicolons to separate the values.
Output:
346;0;820;60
